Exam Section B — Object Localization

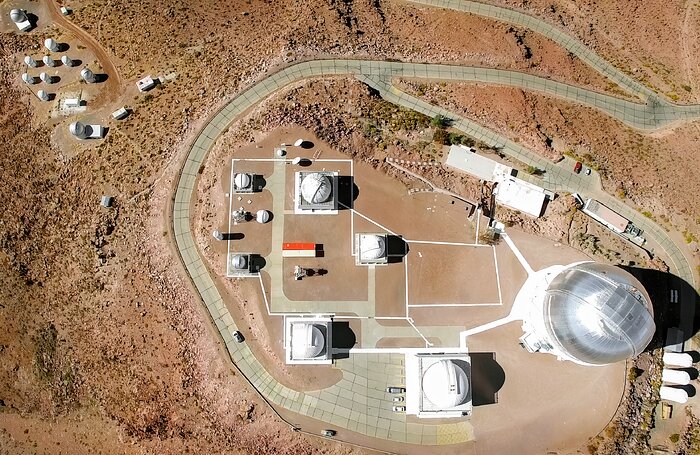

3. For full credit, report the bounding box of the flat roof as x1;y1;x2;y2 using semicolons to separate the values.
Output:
494;177;547;217
583;199;629;233
446;145;511;182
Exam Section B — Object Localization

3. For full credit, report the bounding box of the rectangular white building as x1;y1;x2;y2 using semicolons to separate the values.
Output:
445;145;512;182
494;177;548;218
582;199;630;234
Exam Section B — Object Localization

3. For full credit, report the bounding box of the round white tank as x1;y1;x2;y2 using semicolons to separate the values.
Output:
24;56;37;67
256;210;270;224
60;55;73;67
81;68;96;83
660;386;689;404
44;38;59;52
663;352;693;368
422;360;470;409
69;121;88;139
39;72;52;84
42;56;55;67
234;173;251;190
37;90;49;101
662;369;691;385
10;9;27;23
21;73;35;84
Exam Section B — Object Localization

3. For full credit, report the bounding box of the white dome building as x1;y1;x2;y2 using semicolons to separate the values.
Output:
422;360;470;409
81;68;97;83
233;173;254;192
69;121;88;139
294;171;338;213
44;38;59;52
355;233;389;265
405;353;473;419
518;262;655;366
231;254;248;270
255;210;270;224
285;318;333;364
21;73;35;84
10;9;27;23
300;173;332;204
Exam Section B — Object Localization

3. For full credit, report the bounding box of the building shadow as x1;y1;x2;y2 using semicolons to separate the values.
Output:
70;59;83;67
315;244;324;258
470;352;506;406
337;176;359;210
95;73;109;83
57;42;70;52
222;232;244;241
249;254;266;272
330;321;356;359
677;367;699;380
621;266;699;351
252;174;266;191
387;235;409;264
299;140;314;149
26;13;38;31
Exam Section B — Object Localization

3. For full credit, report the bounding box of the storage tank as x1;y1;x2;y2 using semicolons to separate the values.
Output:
540;263;655;365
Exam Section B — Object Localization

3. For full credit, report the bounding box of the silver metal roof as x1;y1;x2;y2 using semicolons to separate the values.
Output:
543;263;655;365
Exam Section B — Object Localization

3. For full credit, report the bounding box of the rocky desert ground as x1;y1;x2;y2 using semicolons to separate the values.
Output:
1;0;699;454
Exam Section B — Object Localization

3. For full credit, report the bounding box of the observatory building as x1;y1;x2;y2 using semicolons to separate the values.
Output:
355;233;388;266
69;121;104;140
284;317;333;364
405;353;472;418
294;171;338;214
232;173;259;193
10;9;31;31
227;253;256;277
517;262;655;366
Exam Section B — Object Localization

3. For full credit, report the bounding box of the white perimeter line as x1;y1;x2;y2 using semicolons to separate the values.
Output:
407;317;433;347
493;245;503;305
349;207;399;236
227;160;235;273
475;207;480;244
405;239;490;247
232;158;353;163
333;315;408;320
350;210;355;256
408;303;502;308
404;255;410;317
502;233;534;276
258;273;272;315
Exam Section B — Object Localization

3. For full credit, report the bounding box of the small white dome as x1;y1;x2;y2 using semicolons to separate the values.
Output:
10;9;27;23
256;210;270;224
360;235;386;260
234;173;251;189
422;360;469;409
300;173;332;204
37;90;49;101
24;56;37;67
291;324;325;359
69;122;87;139
232;254;247;270
39;72;52;83
21;73;34;84
60;55;73;66
44;38;58;52
81;68;96;82
42;56;55;66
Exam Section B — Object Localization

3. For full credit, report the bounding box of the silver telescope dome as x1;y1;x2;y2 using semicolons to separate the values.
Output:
543;263;655;365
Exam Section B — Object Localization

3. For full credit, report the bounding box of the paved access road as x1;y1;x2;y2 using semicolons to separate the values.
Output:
172;1;699;448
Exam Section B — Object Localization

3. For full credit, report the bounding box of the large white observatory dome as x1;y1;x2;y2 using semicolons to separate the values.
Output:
422;360;470;409
10;9;27;23
291;324;325;359
300;173;332;204
360;235;386;260
542;263;655;365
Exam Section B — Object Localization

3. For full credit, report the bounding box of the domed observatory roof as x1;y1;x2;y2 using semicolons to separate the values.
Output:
300;173;332;204
291;324;325;360
255;210;270;224
231;254;248;270
422;360;470;409
361;234;385;260
10;9;27;23
69;121;88;139
542;263;654;365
